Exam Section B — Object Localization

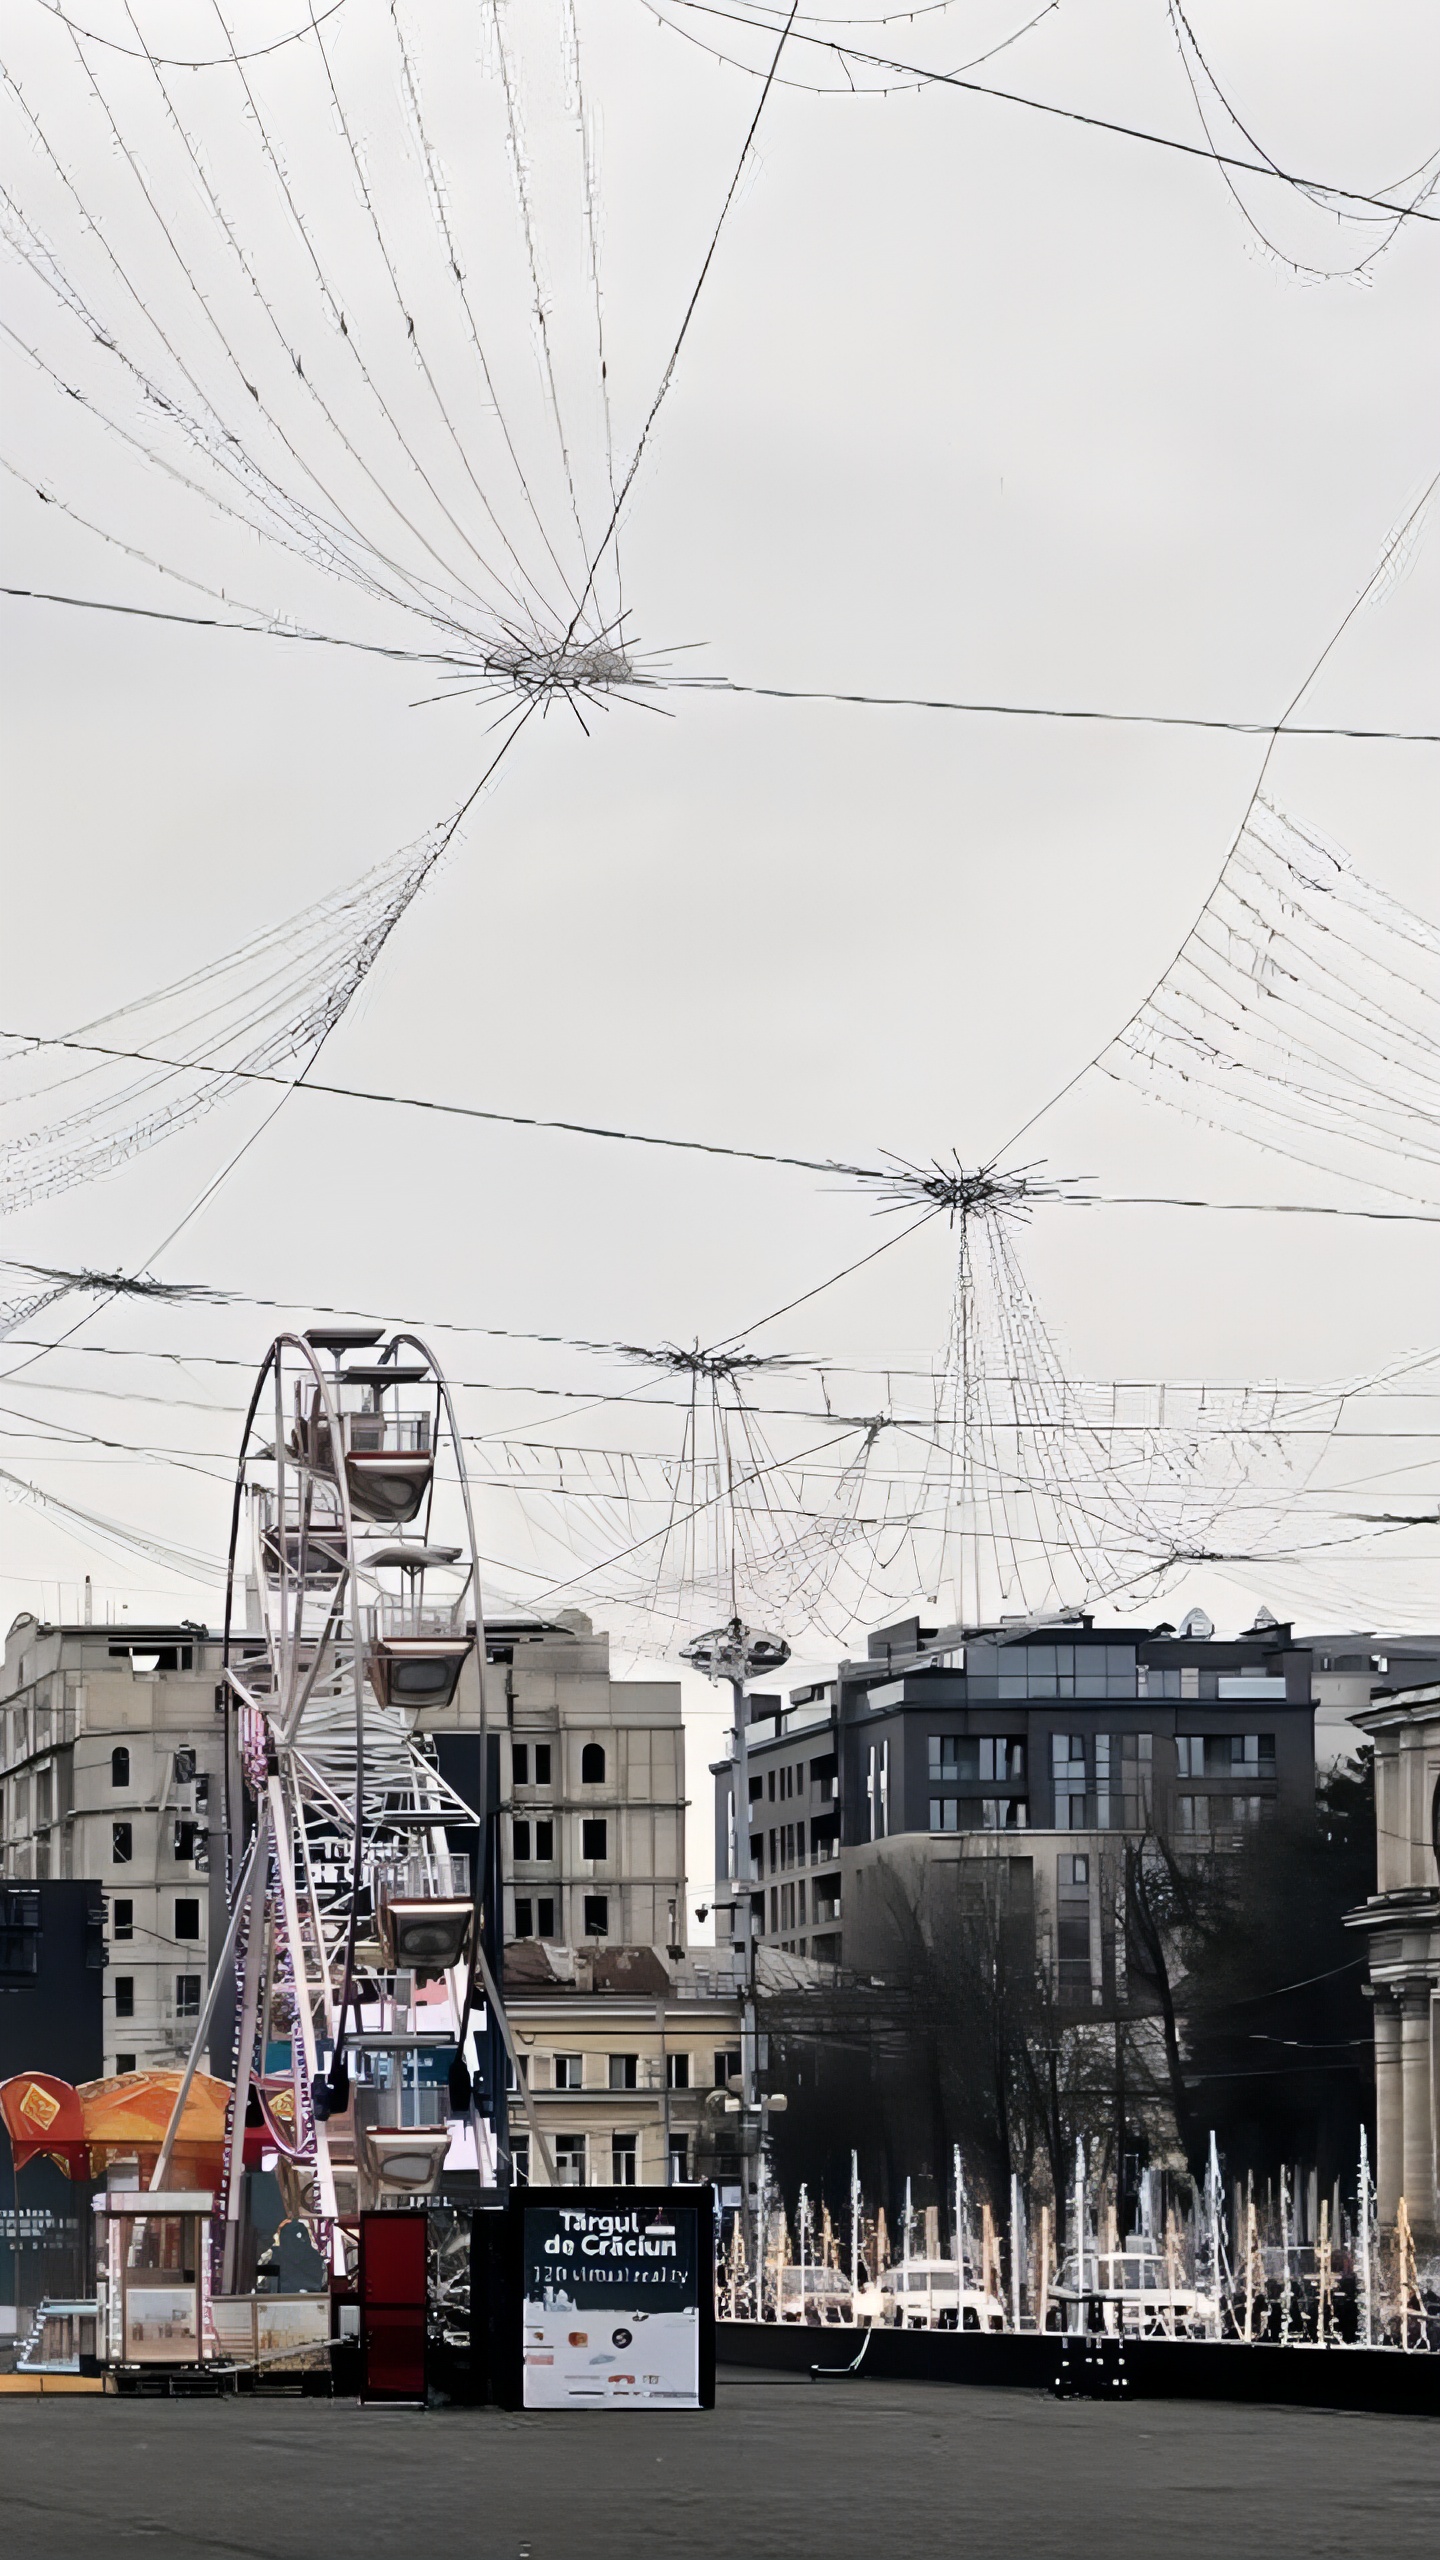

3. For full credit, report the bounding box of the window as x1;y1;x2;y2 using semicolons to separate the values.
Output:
534;1819;554;1862
1178;1734;1276;1780
554;2052;583;2090
714;2048;742;2090
514;1898;534;1937
810;1754;837;1802
111;1746;130;1788
112;1822;133;1865
114;1975;135;2019
1141;1666;1182;1699
512;1818;532;1861
666;2052;690;2090
1176;1795;1207;1836
583;1893;609;1937
769;1887;778;1932
581;1817;608;1860
513;1743;530;1785
748;1774;763;1803
667;2135;690;2184
115;2054;136;2076
554;2134;586;2186
611;2133;638;2186
112;1898;134;1941
1230;1734;1275;1776
581;1743;606;1784
511;2135;530;2186
535;1744;552;1786
979;1799;1028;1830
999;1643;1135;1700
1056;1855;1091;1997
174;1898;201;1942
930;1798;959;1833
173;1821;197;1862
537;1897;555;1937
175;1974;201;2018
174;1749;196;1785
608;2053;638;2091
867;1737;889;1842
767;1770;776;1802
1051;1735;1086;1780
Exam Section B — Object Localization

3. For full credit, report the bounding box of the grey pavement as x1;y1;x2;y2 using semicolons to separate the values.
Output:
0;2370;1434;2558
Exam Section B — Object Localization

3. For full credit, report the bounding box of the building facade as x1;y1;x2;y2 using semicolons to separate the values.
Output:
714;1610;1317;1992
2;1603;687;2085
1347;1681;1440;2249
430;1611;688;1955
0;1615;224;2081
501;1941;744;2189
1308;1633;1440;1768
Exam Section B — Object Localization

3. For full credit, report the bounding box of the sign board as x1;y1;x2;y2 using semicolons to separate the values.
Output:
509;2185;714;2409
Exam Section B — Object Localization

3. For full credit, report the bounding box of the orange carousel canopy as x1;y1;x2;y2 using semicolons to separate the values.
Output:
0;2068;232;2185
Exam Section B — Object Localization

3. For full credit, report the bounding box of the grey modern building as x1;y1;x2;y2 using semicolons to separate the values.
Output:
714;1609;1319;1987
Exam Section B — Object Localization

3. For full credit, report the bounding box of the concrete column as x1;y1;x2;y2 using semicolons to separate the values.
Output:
1399;1989;1436;2244
1373;1988;1404;2225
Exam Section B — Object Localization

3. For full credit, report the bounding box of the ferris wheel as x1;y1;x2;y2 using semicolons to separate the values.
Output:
153;1325;550;2286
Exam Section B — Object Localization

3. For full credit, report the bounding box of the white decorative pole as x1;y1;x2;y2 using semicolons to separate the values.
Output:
850;2148;861;2317
1358;2126;1374;2348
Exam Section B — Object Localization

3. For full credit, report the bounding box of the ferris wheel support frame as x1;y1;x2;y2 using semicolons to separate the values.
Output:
151;1322;556;2272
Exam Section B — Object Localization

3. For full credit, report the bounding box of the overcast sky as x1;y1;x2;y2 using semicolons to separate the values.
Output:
2;3;1438;1887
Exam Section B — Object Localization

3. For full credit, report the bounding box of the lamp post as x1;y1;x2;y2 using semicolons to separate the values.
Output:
680;1619;789;2256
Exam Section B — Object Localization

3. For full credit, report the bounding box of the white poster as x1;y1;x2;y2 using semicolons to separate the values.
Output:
521;2201;702;2408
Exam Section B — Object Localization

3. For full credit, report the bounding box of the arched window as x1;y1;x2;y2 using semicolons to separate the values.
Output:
581;1742;606;1785
111;1746;130;1789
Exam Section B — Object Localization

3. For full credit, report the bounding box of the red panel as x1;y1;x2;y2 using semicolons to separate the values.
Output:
363;2307;427;2401
359;2212;428;2404
360;2210;427;2307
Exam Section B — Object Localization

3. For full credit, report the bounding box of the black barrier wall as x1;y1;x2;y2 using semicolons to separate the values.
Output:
716;2320;1440;2417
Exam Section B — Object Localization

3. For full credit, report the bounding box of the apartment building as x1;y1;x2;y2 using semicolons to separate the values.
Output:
0;1614;223;2080
430;1611;688;1955
502;1940;744;2189
714;1609;1318;1997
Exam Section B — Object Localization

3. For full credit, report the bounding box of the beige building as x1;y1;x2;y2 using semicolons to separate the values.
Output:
1348;1681;1440;2249
0;1614;222;2079
503;1941;744;2188
2;1603;690;2088
433;1611;688;1956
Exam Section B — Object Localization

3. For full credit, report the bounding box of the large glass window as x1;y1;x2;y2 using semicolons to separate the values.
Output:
554;2135;586;2186
553;2052;583;2090
608;2053;638;2091
1001;1644;1137;1699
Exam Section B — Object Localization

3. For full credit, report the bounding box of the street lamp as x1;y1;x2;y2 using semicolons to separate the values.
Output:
681;1618;789;2248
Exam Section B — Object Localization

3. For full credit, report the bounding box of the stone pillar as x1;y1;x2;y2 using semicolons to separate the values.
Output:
1373;1988;1404;2225
1399;1988;1436;2244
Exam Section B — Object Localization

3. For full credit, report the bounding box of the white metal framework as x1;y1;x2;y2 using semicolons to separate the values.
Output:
152;1324;545;2281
